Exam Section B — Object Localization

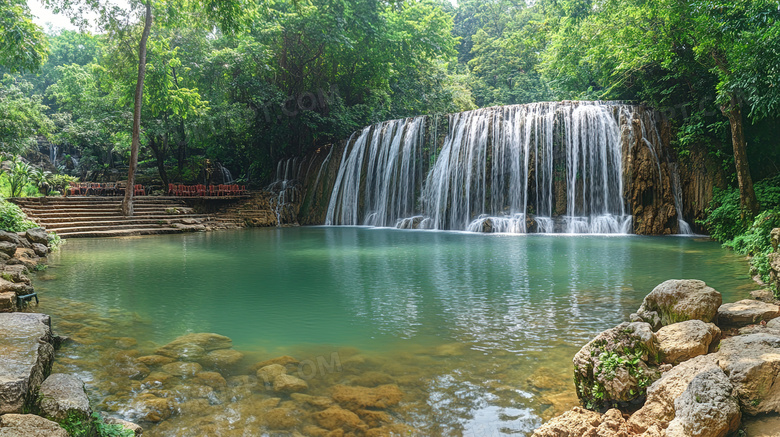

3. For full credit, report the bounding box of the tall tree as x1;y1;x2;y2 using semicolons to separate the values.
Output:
44;0;246;215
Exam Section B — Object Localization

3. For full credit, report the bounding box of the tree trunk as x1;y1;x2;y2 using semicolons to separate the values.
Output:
721;93;759;218
148;134;169;188
122;1;153;216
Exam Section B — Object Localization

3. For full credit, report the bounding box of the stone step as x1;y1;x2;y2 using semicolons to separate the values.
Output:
46;223;200;234
36;214;212;225
54;227;206;238
23;210;197;219
39;218;212;230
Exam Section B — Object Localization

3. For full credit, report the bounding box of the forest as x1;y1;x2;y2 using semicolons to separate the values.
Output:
1;0;779;235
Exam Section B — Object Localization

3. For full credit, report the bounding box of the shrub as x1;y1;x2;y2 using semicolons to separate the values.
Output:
0;197;37;232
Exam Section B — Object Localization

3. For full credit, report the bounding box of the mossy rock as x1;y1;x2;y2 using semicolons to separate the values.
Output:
630;279;722;330
572;322;661;411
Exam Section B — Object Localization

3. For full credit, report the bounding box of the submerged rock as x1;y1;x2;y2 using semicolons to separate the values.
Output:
572;322;660;410
656;320;720;365
38;373;92;422
160;361;202;377
313;406;367;432
630;280;722;330
331;384;403;409
273;373;308;393
717;299;780;327
249;355;299;373
257;364;287;385
155;333;232;361
0;413;68;437
199;349;243;370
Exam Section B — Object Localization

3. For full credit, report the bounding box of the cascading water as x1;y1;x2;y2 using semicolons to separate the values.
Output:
320;101;684;234
267;157;305;226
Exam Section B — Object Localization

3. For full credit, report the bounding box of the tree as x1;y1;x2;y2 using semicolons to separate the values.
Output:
0;76;53;154
539;0;780;217
0;0;48;72
44;0;247;215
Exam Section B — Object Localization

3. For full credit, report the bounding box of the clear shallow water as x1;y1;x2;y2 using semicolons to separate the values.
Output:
36;227;755;436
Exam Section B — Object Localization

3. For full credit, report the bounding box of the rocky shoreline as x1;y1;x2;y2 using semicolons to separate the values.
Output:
532;228;780;437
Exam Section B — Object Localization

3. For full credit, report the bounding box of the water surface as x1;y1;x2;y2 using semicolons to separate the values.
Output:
37;227;754;436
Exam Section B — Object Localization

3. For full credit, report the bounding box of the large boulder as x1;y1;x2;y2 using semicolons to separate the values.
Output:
656;320;720;365
0;230;21;246
0;313;54;414
627;354;720;433
38;373;92;422
273;373;308;393
572;322;660;410
664;367;741;437
0;241;17;257
0;414;68;437
717;300;780;327
23;228;48;246
770;227;780;252
532;407;631;437
630;280;722;330
716;333;780;415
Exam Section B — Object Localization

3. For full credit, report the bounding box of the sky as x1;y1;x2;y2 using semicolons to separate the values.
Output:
27;0;81;32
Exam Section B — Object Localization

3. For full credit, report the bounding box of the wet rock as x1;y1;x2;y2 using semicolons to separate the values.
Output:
257;364;287;385
102;416;143;436
0;413;68;437
135;355;175;367
0;241;17;257
717;333;780;415
199;349;243;370
264;407;300;429
751;289;776;303
130;393;174;422
160;361;202;377
357;409;392;427
331;384;403;409
24;228;49;245
155;333;232;361
532;407;630;437
249;355;299;373
313;406;367;432
664;367;741;437
628;354;720;433
717;299;780;327
39;373;92;421
350;371;394;387
194;371;226;389
572;322;660;409
273;373;308;393
656;320;720;365
0;313;54;414
11;248;38;271
141;371;174;387
630;280;722;330
31;243;48;257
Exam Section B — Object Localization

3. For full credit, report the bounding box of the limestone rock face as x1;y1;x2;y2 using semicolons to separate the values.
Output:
532;407;630;437
630;280;722;330
656;320;720;365
0;313;54;414
716;333;780;415
717;299;780;327
24;228;49;245
0;414;68;437
769;252;780;293
38;373;92;422
31;243;48;257
664;367;741;437
770;227;780;252
627;354;720;433
572;322;660;409
154;333;232;361
0;230;22;246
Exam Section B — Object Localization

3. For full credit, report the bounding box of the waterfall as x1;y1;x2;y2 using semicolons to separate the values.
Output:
669;163;693;235
50;145;58;166
267;157;304;226
317;101;685;234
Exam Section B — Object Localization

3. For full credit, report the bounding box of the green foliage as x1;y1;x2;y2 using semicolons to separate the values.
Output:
0;76;53;155
0;197;37;232
59;412;133;437
0;0;48;73
4;155;31;198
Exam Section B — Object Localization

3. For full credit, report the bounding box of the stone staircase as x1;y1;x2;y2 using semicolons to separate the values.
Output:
11;197;242;238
